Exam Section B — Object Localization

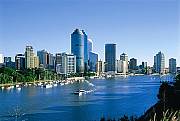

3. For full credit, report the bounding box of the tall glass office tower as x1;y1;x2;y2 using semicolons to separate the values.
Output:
169;58;176;74
37;49;48;68
105;44;116;72
71;29;84;73
82;30;88;72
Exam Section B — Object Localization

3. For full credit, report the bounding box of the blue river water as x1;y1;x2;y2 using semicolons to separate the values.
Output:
0;75;174;121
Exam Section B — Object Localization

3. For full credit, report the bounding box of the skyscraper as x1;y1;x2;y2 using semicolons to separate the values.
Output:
142;62;147;69
55;53;67;74
15;54;25;70
25;46;39;69
120;53;128;74
47;53;55;70
71;29;84;73
89;52;98;72
116;60;123;73
25;46;34;69
129;58;137;70
169;58;176;74
4;57;15;68
105;44;116;72
34;56;39;68
88;39;93;52
67;54;76;74
96;60;104;76
154;51;165;74
55;53;76;74
37;50;48;68
82;30;88;72
4;57;11;63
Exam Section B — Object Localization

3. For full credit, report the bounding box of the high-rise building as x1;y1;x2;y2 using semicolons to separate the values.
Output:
154;51;165;74
129;58;137;70
25;46;34;69
142;62;147;69
25;46;39;69
55;53;76;74
169;58;176;74
82;30;88;72
55;53;61;66
4;57;11;63
15;54;25;70
47;53;55;70
56;53;67;74
116;60;123;73
71;29;84;73
96;60;104;76
105;44;116;72
3;57;15;68
0;54;3;63
34;56;39;68
120;53;128;74
89;52;98;72
37;50;48;68
88;39;93;52
67;54;76;74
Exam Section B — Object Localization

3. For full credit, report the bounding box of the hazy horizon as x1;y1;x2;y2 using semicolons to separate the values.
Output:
0;0;179;67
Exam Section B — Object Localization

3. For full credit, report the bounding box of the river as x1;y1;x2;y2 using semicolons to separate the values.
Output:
0;75;174;121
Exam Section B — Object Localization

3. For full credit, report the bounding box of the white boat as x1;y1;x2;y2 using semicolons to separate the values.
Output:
73;90;86;96
16;85;20;88
37;82;42;86
28;84;32;86
10;85;14;89
1;86;4;90
17;87;21;91
53;83;57;87
60;83;64;86
43;84;53;88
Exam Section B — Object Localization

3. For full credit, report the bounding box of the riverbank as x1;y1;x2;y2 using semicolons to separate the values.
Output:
0;77;85;88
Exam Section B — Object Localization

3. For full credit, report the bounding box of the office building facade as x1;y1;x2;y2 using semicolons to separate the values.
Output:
169;58;176;74
71;29;84;73
55;53;76;74
89;52;98;72
129;58;137;70
105;44;116;72
154;51;165;74
37;50;48;68
15;54;25;70
120;53;128;74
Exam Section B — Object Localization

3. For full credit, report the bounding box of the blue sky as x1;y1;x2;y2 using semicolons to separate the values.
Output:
0;0;179;67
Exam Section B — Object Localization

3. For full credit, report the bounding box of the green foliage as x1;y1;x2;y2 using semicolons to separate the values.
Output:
84;71;96;77
0;67;56;84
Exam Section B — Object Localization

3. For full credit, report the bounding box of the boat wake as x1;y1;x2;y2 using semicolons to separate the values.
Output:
85;80;95;87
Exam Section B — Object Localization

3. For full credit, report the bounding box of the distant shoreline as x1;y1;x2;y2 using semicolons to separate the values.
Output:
0;77;85;87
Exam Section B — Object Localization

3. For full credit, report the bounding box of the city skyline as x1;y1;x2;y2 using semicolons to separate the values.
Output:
0;0;179;67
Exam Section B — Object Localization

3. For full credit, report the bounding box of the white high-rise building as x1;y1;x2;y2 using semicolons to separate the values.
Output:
96;60;104;76
154;51;165;74
117;60;123;73
120;53;128;74
67;54;76;74
0;54;3;63
56;53;76;75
